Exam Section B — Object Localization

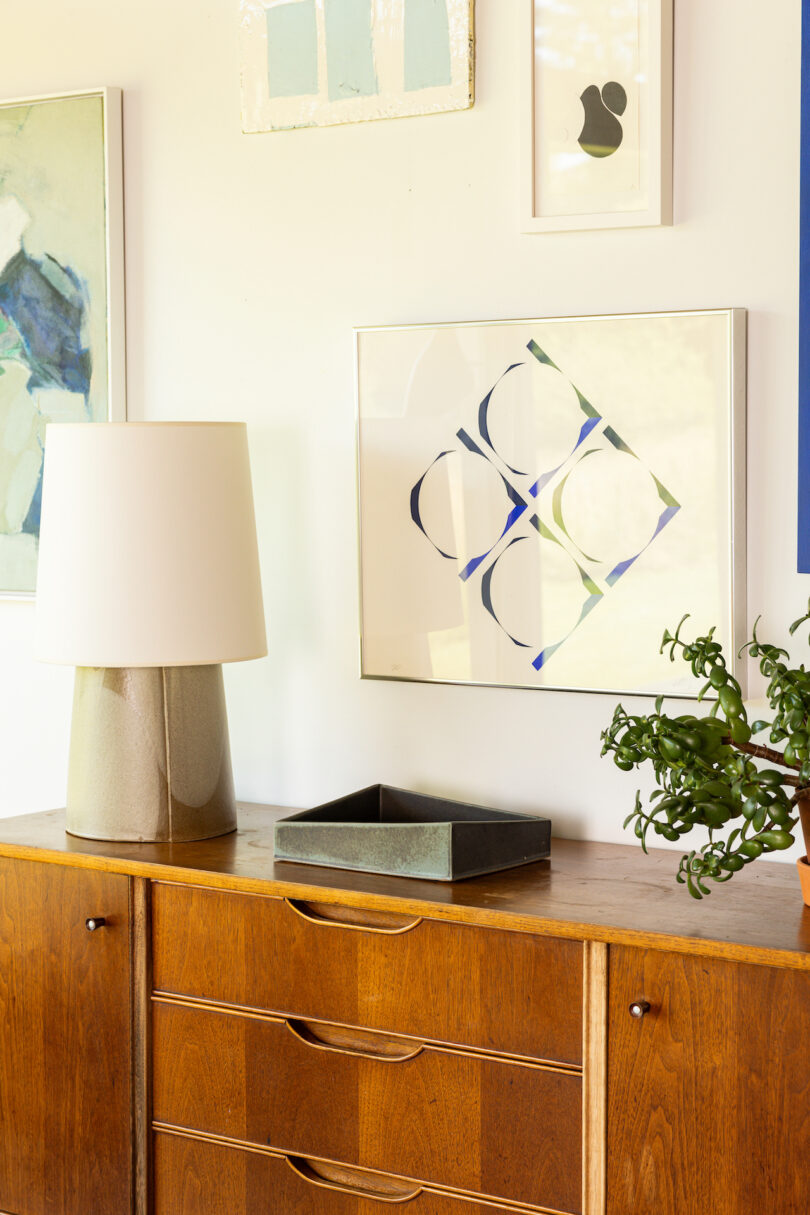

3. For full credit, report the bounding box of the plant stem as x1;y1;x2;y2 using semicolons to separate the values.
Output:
729;739;800;769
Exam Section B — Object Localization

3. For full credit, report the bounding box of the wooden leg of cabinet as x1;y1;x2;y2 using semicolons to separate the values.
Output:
583;941;607;1215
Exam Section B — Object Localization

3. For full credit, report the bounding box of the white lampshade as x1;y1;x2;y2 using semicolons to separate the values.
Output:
35;422;267;668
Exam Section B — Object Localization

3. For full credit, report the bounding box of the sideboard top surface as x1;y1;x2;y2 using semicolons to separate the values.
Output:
0;804;808;969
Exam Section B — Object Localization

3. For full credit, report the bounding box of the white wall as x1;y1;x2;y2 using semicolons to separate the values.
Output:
1;1;807;867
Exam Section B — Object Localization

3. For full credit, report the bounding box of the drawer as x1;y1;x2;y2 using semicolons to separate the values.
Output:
152;882;583;1065
152;1001;583;1213
154;1131;555;1215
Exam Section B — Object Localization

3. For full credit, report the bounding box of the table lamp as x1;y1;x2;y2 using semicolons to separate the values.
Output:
34;422;267;843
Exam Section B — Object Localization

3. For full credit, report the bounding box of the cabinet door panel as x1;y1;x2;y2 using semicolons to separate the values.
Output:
0;858;132;1215
608;946;810;1215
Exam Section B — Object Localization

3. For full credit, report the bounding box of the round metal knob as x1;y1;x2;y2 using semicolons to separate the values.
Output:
85;917;107;932
629;999;651;1019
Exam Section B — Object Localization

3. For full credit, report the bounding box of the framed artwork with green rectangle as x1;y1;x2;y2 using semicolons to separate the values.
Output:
0;88;126;596
240;0;474;132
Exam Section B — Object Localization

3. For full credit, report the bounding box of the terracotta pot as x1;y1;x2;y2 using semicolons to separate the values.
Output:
797;799;810;908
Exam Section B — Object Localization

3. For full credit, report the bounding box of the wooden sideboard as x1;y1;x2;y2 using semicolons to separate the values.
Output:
1;803;810;1215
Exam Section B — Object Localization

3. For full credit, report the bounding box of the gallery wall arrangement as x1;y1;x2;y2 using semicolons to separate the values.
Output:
6;1;808;718
357;311;746;698
0;88;125;597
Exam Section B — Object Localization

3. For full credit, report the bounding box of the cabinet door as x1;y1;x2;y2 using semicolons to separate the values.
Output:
608;946;810;1215
0;858;132;1215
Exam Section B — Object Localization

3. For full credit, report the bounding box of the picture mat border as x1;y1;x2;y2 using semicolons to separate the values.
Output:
0;86;127;601
521;0;674;233
355;309;747;700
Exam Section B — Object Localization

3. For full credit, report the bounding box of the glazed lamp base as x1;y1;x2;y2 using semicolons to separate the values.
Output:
66;665;237;843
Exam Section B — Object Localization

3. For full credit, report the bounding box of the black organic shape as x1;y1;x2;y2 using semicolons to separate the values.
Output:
578;82;627;158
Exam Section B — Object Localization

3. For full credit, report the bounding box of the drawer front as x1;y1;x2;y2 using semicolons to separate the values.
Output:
153;1001;583;1213
154;1132;550;1215
152;882;583;1065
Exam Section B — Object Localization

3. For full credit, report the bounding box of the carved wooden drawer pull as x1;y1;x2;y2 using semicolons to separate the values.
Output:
285;898;423;935
285;1018;424;1062
286;1156;423;1204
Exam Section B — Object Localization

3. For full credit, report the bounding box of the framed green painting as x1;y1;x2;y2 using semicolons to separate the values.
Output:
0;88;125;596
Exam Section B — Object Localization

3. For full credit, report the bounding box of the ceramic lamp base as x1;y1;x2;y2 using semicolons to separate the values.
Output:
66;665;237;843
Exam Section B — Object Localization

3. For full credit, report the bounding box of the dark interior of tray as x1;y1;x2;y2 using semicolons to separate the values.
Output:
292;785;536;826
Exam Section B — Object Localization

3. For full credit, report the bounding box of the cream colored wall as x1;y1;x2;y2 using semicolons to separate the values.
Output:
0;1;806;865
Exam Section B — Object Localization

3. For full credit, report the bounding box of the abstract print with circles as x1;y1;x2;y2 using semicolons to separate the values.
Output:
357;313;746;697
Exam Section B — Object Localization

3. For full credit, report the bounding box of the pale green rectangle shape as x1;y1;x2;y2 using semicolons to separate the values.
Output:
266;1;319;98
324;0;378;101
404;0;452;92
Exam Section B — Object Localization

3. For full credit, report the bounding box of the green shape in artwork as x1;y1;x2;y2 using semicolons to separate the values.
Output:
404;0;452;92
266;1;320;98
324;0;379;100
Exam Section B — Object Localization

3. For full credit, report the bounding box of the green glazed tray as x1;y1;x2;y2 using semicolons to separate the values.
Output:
274;784;551;882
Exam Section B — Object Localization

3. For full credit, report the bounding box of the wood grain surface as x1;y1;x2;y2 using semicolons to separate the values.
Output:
0;857;133;1215
0;805;808;968
607;946;810;1214
152;1000;583;1213
152;882;583;1065
153;1130;567;1215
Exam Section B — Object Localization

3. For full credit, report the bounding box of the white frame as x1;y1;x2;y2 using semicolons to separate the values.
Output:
521;0;673;233
0;87;126;600
356;310;747;699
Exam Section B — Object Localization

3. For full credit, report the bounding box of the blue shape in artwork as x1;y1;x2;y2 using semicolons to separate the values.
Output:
408;336;681;677
477;363;528;475
0;250;90;399
800;7;810;571
529;416;602;498
410;450;457;560
605;504;681;587
22;463;43;536
480;537;532;649
532;585;603;671
266;1;319;98
324;0;378;101
404;0;452;92
0;247;91;548
456;429;527;581
525;340;603;498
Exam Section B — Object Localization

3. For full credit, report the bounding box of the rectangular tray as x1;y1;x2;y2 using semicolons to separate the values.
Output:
274;784;551;881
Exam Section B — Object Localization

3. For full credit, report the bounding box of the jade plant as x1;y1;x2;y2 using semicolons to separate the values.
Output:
600;604;810;898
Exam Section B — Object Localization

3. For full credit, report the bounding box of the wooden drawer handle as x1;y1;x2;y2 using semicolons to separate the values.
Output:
285;1018;424;1062
286;1156;423;1204
285;898;423;935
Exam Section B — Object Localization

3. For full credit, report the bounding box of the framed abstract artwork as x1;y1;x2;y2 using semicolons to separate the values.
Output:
0;88;125;597
239;0;474;133
357;311;747;697
799;11;810;571
522;0;673;233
